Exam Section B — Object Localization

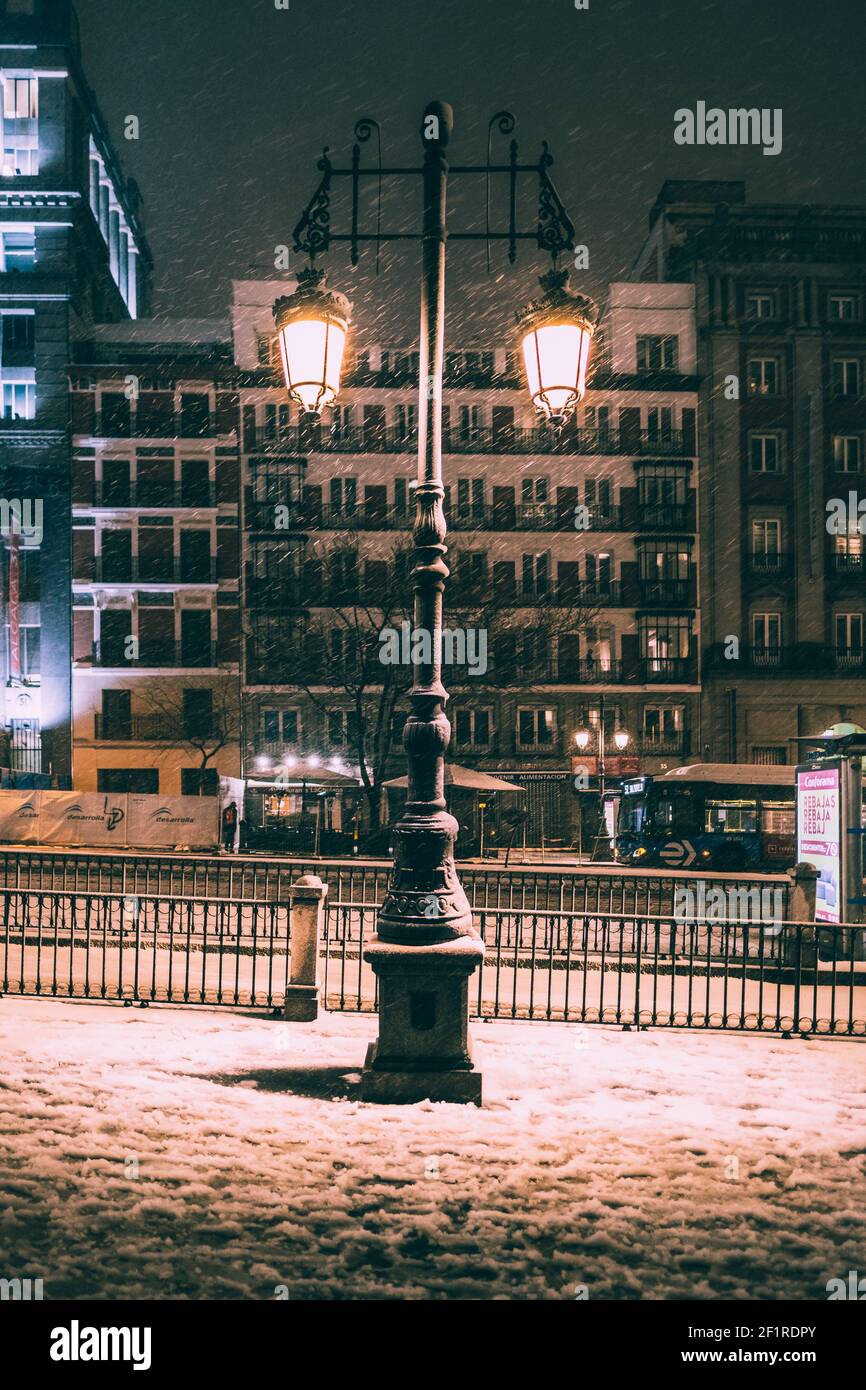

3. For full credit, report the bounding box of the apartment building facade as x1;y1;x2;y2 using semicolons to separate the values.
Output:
237;278;700;849
0;0;151;783
69;318;241;794
635;180;866;762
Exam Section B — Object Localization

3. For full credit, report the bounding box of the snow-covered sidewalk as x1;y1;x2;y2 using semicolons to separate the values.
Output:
0;996;864;1300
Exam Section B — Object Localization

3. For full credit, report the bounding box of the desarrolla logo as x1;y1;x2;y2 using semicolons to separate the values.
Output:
50;1321;152;1371
150;806;195;825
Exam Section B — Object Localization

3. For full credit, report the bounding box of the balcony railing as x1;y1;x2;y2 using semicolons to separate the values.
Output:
637;578;693;606
834;647;865;670
78;557;218;585
84;482;217;510
94;715;179;741
832;551;864;573
637;734;689;757
94;414;222;440
86;641;220;670
248;426;690;457
745;552;793;576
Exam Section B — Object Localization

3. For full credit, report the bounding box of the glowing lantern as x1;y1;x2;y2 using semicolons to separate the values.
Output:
517;270;597;426
273;268;351;415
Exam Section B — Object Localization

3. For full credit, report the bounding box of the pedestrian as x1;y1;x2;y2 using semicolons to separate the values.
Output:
221;801;238;852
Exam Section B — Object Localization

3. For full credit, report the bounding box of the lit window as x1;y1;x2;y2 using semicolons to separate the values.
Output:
0;226;35;269
1;75;38;177
833;436;862;472
747;358;780;395
1;381;35;419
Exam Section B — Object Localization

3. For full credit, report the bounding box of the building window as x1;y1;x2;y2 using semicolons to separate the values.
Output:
517;707;556;748
833;436;862;472
642;706;684;745
521;552;550;599
261;708;300;746
752;613;782;661
751;518;782;565
834;531;863;570
646;406;673;441
835;613;863;663
638;616;691;673
747;357;781;395
456;477;485;519
181;767;219;796
829;294;859;322
636;335;678;372
749;433;781;473
329;476;357;517
1;74;38;176
833;358;861;397
327;709;359;748
746;292;777;319
97;769;159;794
454;708;492;750
0;226;35;270
0;379;34;419
394;402;417;441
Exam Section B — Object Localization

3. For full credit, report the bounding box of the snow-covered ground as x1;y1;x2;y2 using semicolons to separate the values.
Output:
0;996;864;1300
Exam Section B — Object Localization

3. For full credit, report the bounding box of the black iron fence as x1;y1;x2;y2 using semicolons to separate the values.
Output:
3;883;864;1037
0;889;290;1009
322;899;866;1036
0;848;791;918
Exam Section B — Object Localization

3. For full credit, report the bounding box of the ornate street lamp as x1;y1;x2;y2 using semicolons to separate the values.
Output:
274;267;351;414
517;269;597;426
287;103;591;1104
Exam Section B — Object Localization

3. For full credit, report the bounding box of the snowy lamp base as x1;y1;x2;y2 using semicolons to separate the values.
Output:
360;936;484;1105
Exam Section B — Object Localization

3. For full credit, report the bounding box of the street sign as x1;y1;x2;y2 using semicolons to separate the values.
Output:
660;839;696;868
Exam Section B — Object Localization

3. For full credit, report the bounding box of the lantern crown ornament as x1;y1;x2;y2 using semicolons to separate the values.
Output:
517;268;598;426
273;266;352;415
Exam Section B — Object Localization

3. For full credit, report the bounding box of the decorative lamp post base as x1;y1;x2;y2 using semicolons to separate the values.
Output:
360;936;485;1105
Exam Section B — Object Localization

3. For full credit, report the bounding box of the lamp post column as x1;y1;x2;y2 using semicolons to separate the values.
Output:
361;101;485;1105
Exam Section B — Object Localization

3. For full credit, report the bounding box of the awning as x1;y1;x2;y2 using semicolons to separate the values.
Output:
383;763;525;794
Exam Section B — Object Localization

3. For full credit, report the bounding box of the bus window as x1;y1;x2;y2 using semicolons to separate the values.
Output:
618;796;646;834
705;799;758;834
762;803;795;835
651;790;696;832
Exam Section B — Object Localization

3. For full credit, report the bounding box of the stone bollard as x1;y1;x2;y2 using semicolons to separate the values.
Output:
283;874;328;1021
782;862;818;969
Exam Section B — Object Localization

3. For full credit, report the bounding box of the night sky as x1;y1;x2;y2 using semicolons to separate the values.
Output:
74;0;866;343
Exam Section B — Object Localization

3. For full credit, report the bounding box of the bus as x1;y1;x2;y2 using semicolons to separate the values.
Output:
613;763;797;872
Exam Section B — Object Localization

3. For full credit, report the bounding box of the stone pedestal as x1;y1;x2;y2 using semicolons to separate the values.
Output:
360;935;485;1104
283;874;327;1022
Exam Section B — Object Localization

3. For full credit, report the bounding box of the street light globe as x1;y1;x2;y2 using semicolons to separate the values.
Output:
273;267;351;415
517;270;598;426
613;730;629;752
574;729;591;751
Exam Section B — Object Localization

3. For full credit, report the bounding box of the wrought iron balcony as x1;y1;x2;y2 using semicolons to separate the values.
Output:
745;551;793;577
94;414;221;440
248;425;690;458
86;641;220;670
94;715;179;741
82;482;217;510
78;556;218;585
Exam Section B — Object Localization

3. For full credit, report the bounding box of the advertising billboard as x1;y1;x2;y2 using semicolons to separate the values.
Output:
796;762;842;924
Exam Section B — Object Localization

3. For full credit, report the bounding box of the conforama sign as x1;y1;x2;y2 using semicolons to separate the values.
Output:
796;764;842;924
